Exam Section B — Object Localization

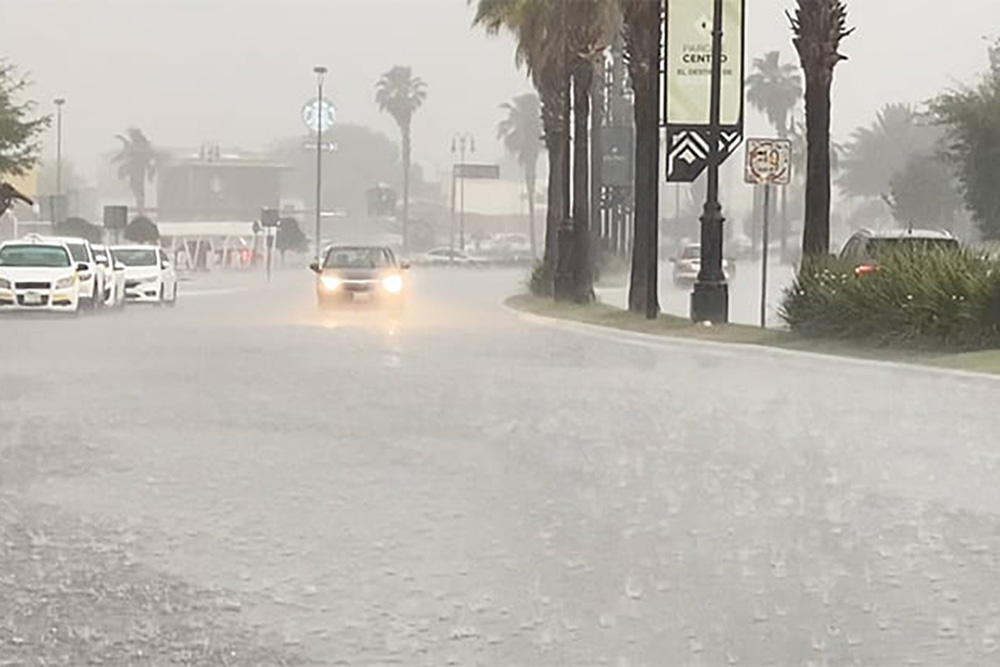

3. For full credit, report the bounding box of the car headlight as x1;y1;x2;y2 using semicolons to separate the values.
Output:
54;276;76;289
320;276;341;291
0;278;10;290
382;274;404;294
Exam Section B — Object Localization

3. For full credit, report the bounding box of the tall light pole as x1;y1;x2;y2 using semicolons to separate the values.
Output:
690;0;729;324
54;98;66;222
313;66;327;262
451;133;474;252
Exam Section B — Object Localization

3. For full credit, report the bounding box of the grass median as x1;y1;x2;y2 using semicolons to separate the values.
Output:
506;293;1000;377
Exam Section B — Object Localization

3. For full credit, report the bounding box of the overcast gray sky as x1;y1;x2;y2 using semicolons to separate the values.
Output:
1;0;997;182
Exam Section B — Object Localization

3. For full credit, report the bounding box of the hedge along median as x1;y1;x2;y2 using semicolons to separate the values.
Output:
507;252;1000;375
780;248;1000;350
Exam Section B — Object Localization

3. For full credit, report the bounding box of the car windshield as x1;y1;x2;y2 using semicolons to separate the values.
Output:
324;247;387;268
681;246;701;259
65;243;89;263
113;249;158;266
0;244;71;268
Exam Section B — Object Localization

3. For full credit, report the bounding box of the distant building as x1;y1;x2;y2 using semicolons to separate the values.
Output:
157;146;289;222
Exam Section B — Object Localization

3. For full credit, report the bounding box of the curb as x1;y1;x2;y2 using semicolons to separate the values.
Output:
504;302;1000;386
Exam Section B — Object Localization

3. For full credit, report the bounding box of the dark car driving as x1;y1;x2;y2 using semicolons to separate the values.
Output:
310;245;409;308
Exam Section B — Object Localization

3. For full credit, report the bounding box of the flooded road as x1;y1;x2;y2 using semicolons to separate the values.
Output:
3;267;1000;666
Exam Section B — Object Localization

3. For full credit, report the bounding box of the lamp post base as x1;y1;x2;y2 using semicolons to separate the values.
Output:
690;280;729;324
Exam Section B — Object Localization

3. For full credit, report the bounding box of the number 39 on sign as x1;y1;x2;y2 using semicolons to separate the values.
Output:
744;138;792;186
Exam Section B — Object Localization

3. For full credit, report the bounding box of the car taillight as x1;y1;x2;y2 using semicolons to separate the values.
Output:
240;249;252;263
854;264;876;276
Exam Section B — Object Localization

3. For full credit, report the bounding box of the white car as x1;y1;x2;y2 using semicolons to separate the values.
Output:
671;244;735;287
0;238;83;313
92;244;126;309
42;236;105;309
112;245;178;306
415;247;489;267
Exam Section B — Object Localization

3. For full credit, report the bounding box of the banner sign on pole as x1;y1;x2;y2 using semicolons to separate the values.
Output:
664;0;746;182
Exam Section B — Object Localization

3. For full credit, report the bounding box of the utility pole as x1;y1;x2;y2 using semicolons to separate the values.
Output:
451;133;474;253
313;66;327;262
690;0;730;323
54;98;66;224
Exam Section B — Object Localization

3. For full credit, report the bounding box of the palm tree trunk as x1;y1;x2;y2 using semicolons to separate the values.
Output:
554;70;574;302
401;124;411;254
801;71;833;257
627;21;659;315
570;58;594;303
132;173;146;215
540;81;568;296
591;57;605;259
525;163;538;259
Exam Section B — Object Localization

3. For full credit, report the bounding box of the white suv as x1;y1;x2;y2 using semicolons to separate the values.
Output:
0;238;83;313
112;245;178;305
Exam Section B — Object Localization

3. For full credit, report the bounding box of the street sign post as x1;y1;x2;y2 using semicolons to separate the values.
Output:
453;164;500;180
104;205;129;244
744;138;792;328
452;163;500;255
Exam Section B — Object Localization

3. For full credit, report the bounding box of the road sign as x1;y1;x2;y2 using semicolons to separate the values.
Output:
302;141;338;152
744;138;792;185
103;205;128;230
261;207;280;228
601;127;634;187
301;97;336;134
454;163;500;180
665;0;747;182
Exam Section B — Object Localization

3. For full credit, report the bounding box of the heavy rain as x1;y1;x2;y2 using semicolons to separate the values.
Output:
2;1;1000;665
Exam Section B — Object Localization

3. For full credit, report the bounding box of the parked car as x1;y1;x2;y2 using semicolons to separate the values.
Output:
41;236;104;310
111;245;178;306
92;244;126;309
310;245;409;308
0;237;83;313
670;243;735;287
839;228;960;274
414;247;489;267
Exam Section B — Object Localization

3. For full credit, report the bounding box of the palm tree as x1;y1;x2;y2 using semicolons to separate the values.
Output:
837;103;939;200
473;0;569;296
788;0;853;257
747;51;802;137
563;0;619;303
621;0;661;314
498;92;544;258
375;65;427;254
112;128;159;213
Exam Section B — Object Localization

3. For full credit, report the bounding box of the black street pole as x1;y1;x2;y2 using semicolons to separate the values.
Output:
690;0;730;323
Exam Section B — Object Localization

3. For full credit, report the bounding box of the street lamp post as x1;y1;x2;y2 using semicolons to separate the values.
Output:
313;66;328;262
690;0;730;324
451;133;474;253
54;98;65;223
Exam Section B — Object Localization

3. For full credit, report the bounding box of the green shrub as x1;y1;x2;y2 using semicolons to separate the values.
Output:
780;248;1000;349
527;260;553;297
